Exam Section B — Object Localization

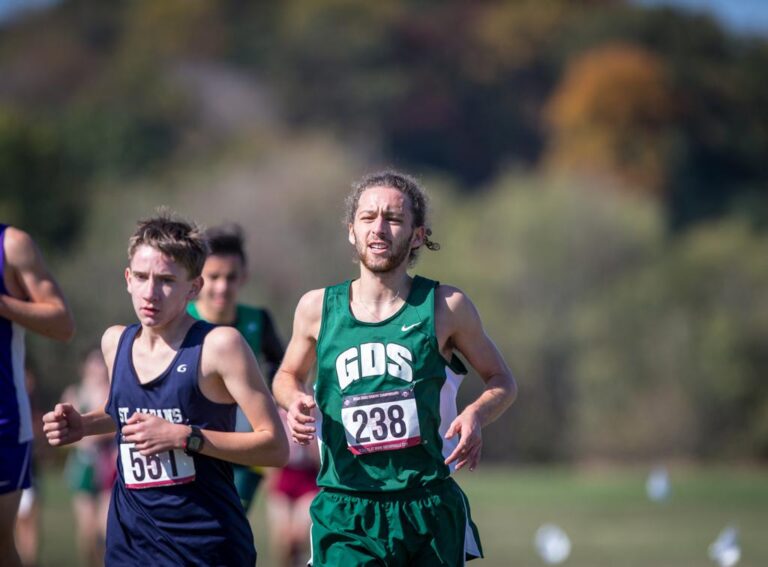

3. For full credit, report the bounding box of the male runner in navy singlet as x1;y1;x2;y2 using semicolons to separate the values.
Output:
43;211;288;566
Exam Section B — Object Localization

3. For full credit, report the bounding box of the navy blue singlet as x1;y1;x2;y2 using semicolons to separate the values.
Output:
0;224;33;496
0;224;32;446
104;321;256;566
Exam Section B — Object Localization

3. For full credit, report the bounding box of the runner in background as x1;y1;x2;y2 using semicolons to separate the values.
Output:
14;362;45;567
187;224;285;513
266;408;319;567
61;347;117;567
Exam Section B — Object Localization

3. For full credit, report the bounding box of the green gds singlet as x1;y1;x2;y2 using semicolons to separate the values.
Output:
314;275;467;492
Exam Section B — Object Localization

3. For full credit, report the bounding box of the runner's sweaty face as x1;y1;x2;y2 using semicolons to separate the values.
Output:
348;186;424;273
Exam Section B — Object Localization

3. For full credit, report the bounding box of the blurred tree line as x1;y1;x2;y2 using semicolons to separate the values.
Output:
1;0;767;462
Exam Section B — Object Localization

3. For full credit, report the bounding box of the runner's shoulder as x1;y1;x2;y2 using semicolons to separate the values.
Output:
295;288;324;320
3;226;38;267
435;284;473;313
101;325;127;371
102;325;127;347
204;324;248;355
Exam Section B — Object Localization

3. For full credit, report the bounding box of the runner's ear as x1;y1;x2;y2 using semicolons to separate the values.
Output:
187;276;203;300
410;226;425;252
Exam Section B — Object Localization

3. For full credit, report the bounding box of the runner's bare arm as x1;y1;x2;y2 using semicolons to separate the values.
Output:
205;326;289;466
272;289;324;444
42;402;116;446
438;286;517;471
0;227;74;340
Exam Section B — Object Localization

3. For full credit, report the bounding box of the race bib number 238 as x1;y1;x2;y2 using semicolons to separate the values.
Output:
341;388;421;455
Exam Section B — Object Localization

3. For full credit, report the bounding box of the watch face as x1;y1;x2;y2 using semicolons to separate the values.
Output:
188;434;203;453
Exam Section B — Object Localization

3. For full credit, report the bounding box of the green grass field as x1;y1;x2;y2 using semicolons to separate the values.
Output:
35;465;768;566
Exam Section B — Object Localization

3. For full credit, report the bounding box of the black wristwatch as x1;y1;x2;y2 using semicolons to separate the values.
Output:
184;425;204;455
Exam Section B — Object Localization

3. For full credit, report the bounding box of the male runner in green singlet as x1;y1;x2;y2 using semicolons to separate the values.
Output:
273;171;517;566
187;225;284;511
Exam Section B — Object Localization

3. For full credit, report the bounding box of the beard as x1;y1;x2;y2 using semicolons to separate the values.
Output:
356;232;413;273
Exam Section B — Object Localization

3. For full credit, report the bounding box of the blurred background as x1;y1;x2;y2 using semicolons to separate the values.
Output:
2;0;767;565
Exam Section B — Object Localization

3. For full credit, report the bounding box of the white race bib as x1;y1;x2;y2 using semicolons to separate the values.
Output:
341;388;421;455
120;443;196;489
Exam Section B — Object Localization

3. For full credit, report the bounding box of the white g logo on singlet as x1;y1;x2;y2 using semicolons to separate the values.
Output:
176;364;188;373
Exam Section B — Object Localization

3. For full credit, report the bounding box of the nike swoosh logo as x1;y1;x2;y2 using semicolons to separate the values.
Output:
401;322;422;332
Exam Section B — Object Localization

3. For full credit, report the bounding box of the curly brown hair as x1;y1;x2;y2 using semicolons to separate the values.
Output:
344;170;440;264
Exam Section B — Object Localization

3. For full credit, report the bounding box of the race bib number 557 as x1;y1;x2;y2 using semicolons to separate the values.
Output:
120;443;196;489
341;388;421;455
